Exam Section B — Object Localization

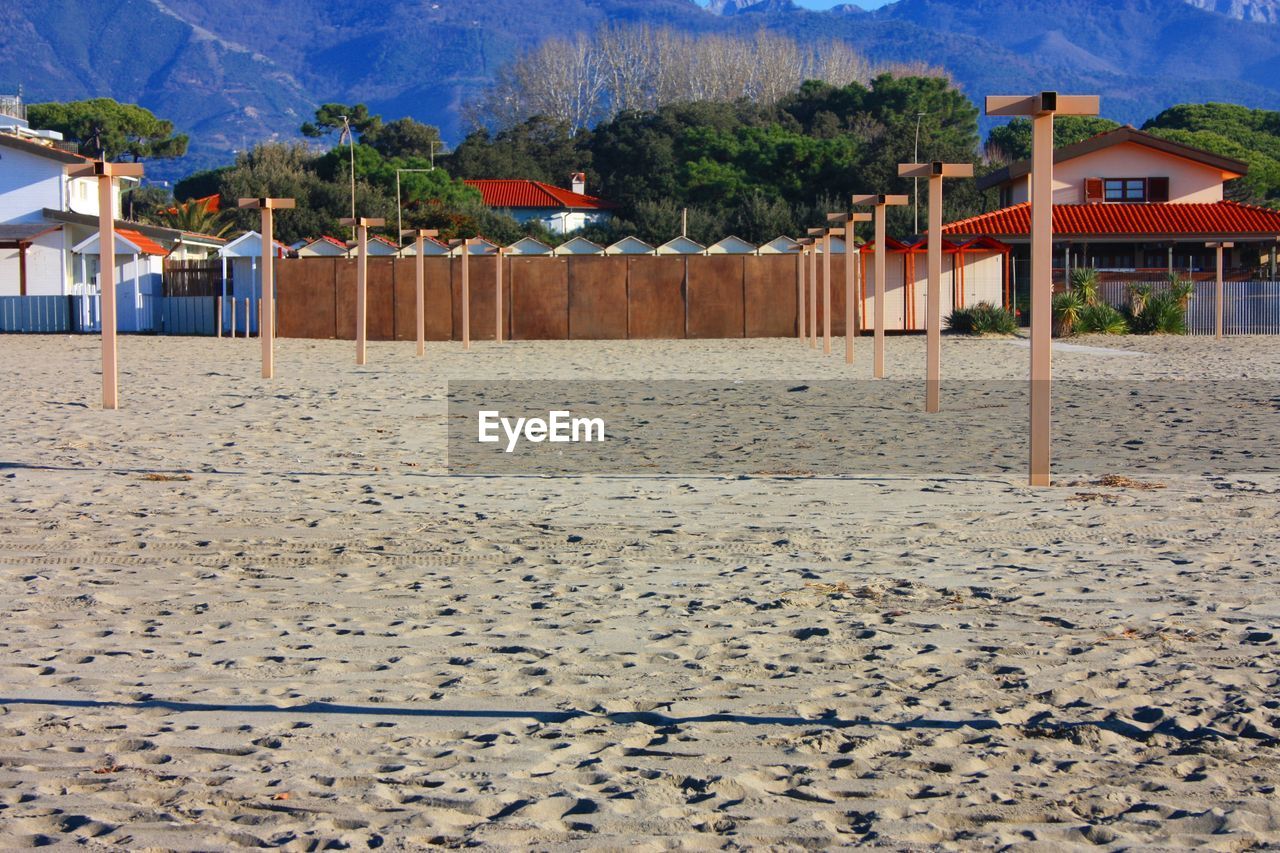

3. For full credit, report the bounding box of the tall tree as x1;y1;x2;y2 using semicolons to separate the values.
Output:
28;98;188;161
300;103;382;141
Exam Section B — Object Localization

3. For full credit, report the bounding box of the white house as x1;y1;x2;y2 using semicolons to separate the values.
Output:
0;125;224;297
506;236;554;255
464;173;616;236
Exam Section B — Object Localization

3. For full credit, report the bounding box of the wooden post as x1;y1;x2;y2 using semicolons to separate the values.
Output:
852;195;908;379
828;212;872;364
823;231;833;354
216;296;222;338
244;298;250;338
340;217;385;365
402;229;439;357
461;239;475;350
239;198;295;378
988;92;1101;487
495;246;506;342
809;239;818;349
1207;241;1233;339
796;243;807;340
69;160;144;409
898;162;974;412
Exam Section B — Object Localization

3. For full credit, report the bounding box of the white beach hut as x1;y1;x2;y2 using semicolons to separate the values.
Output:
656;236;706;255
758;236;802;255
707;235;758;255
506;236;554;256
296;236;351;257
70;228;166;332
552;236;605;256
448;237;500;256
604;236;656;255
217;231;288;335
399;235;451;257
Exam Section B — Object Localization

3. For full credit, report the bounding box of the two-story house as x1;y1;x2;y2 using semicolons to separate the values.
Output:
0;106;222;298
944;126;1280;284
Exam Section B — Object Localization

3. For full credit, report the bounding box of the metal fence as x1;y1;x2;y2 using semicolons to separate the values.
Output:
0;293;218;335
1096;280;1280;336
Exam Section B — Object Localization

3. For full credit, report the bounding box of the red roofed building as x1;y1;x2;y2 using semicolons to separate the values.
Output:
951;126;1279;286
464;173;615;236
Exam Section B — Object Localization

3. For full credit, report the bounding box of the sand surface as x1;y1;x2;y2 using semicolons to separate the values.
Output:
1;332;1278;850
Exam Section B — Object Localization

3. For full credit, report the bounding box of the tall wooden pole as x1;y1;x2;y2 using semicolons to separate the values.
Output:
809;241;818;349
828;212;871;364
240;198;295;379
1208;241;1233;339
341;216;385;366
402;228;439;357
495;247;505;342
71;161;143;410
853;195;908;380
898;163;974;412
988;92;1100;486
797;243;807;341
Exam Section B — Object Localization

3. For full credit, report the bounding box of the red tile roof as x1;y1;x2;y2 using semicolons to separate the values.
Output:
464;179;616;211
943;201;1280;239
117;228;168;256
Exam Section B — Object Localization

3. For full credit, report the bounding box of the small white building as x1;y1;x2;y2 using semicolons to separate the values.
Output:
604;236;655;255
506;236;554;256
552;236;604;256
707;236;757;255
366;235;400;256
399;235;451;257
295;235;351;257
217;231;289;335
656;236;706;255
69;228;165;332
758;236;802;255
448;237;499;256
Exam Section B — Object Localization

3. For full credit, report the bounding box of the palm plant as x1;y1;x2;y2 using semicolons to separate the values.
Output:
155;195;235;238
1052;290;1084;337
1069;267;1101;306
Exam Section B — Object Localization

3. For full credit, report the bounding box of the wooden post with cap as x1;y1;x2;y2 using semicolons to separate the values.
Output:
1206;241;1233;339
796;239;809;341
239;198;294;379
68;160;144;410
495;245;508;342
402;228;439;357
829;211;872;363
807;227;826;349
851;194;908;379
340;216;385;365
987;91;1100;486
897;162;974;412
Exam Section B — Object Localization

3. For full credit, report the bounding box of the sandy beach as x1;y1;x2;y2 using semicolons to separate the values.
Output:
1;332;1278;850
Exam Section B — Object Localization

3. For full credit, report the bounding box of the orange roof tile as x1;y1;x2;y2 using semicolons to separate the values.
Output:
117;228;168;256
943;201;1280;239
464;179;615;211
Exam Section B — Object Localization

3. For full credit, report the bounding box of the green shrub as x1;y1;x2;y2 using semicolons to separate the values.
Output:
1125;289;1187;334
946;302;1018;335
1052;290;1085;336
1076;302;1129;334
1069;267;1101;305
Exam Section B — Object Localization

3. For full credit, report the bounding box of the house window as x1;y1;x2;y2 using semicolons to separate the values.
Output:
1104;178;1146;202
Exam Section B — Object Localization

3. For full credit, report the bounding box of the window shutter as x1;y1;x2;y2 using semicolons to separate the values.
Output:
1084;178;1104;204
1148;177;1170;202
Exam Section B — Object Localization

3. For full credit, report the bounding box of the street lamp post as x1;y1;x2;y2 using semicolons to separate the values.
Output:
913;111;926;235
339;116;356;241
986;91;1101;486
897;161;974;413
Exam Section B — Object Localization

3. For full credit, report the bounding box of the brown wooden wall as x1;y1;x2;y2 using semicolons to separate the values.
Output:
273;254;885;341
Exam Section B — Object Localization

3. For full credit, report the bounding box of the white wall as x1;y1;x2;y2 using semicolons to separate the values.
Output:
0;146;63;223
1008;142;1227;205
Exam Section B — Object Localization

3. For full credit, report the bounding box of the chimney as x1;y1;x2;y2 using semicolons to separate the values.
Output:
570;172;586;195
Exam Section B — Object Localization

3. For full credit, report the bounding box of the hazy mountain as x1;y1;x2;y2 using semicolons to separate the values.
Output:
2;0;1278;183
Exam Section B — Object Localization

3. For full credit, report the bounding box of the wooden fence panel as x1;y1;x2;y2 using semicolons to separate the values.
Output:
393;258;417;342
277;258;336;339
568;256;628;339
687;255;745;338
744;255;797;338
335;259;358;340
511;257;569;340
163;259;222;297
628;256;685;339
367;259;396;341
451;256;499;341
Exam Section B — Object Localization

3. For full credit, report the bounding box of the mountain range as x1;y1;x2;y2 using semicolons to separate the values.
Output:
1;0;1278;183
